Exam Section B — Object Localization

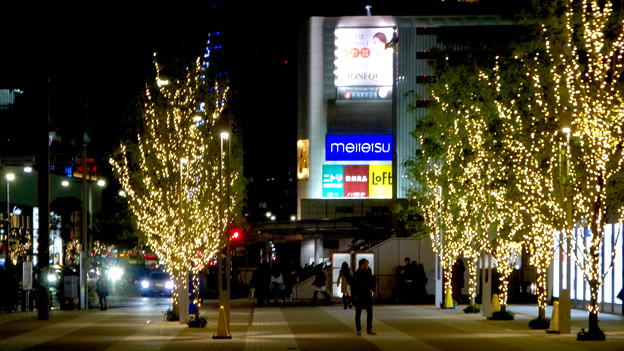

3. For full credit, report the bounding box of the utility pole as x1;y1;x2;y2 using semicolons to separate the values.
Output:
80;143;89;309
37;77;50;320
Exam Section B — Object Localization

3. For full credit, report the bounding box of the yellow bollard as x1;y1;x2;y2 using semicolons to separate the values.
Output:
212;305;232;339
492;293;500;313
444;290;455;309
547;301;559;334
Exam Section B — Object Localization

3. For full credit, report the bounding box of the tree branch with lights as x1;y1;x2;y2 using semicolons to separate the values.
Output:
110;51;242;320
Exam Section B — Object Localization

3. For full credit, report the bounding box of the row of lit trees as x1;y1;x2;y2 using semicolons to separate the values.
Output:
408;0;624;339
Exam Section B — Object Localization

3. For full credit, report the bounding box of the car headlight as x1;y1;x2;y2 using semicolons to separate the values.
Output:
165;281;174;290
141;280;149;289
108;267;124;282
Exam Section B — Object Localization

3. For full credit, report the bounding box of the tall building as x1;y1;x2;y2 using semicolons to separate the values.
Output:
296;14;511;257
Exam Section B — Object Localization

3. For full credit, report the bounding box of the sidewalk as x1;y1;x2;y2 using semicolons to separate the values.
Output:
0;299;623;350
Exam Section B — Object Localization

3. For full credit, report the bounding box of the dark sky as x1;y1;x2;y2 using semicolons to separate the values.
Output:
1;1;515;202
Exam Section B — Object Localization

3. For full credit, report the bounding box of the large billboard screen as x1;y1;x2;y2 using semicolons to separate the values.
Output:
322;164;392;198
326;134;392;161
334;27;394;90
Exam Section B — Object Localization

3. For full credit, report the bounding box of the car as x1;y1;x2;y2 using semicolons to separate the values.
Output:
140;271;174;297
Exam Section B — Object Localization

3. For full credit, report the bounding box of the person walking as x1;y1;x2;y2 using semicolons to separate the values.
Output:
351;258;376;335
96;273;109;310
337;262;352;309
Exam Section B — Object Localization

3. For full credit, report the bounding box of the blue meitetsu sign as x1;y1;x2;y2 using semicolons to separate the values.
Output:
326;134;393;161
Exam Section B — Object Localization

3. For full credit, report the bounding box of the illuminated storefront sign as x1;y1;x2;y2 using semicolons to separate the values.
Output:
322;165;344;198
326;134;392;161
369;164;392;198
337;86;392;100
344;165;369;197
334;27;394;99
323;164;392;198
297;139;310;180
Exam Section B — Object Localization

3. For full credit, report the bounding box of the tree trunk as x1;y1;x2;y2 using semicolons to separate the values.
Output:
579;285;605;340
170;272;183;321
537;268;547;319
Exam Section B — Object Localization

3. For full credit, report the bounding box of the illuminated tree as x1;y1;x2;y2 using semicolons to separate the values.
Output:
540;0;624;339
489;52;565;319
110;48;242;320
408;62;499;307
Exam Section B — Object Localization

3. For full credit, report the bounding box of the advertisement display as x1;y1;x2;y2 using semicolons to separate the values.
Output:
322;165;344;198
369;165;393;198
344;165;369;197
323;164;392;199
326;134;392;161
297;139;310;180
335;27;395;89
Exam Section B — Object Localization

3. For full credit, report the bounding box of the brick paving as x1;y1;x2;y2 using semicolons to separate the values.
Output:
0;298;623;350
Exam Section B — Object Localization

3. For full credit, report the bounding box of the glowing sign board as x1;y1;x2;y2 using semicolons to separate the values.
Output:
369;165;393;198
323;164;392;199
334;27;394;88
326;134;392;161
322;165;344;198
344;165;369;197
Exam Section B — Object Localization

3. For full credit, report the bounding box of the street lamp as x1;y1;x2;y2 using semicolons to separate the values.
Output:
218;131;231;328
5;173;15;263
178;156;190;324
559;126;572;334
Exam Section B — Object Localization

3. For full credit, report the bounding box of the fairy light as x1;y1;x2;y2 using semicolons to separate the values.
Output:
110;47;240;313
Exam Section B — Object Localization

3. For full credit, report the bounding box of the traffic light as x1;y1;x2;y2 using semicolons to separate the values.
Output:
230;226;241;241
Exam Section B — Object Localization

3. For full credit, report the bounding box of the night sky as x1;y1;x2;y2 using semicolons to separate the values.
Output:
1;1;515;214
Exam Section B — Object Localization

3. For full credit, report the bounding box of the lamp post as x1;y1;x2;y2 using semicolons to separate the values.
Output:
5;173;15;264
559;126;572;333
178;157;189;324
219;131;231;324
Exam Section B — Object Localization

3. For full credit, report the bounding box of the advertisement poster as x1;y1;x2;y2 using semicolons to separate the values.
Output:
323;164;392;199
334;27;394;88
344;165;369;197
369;164;393;198
322;164;344;198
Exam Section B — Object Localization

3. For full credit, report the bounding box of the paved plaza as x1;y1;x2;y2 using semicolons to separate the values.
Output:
1;297;623;351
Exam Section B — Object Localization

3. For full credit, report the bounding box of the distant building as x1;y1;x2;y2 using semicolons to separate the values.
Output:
296;15;512;259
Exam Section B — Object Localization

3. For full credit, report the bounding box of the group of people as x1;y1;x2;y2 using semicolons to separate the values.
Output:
250;258;378;335
396;257;428;304
250;262;300;307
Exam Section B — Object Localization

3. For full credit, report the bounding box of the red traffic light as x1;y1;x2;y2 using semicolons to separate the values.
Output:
229;225;243;242
231;228;241;240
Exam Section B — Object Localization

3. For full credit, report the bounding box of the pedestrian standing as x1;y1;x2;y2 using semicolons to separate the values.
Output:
270;266;285;305
96;274;109;310
311;265;331;304
351;258;376;335
337;262;352;309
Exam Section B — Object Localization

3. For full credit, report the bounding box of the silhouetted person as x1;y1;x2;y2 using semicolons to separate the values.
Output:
312;265;331;304
415;263;428;303
96;274;109;310
452;259;465;304
251;263;270;307
352;258;376;335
